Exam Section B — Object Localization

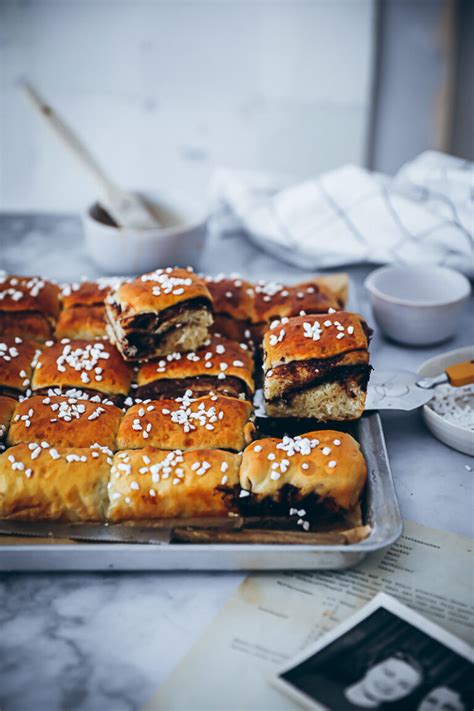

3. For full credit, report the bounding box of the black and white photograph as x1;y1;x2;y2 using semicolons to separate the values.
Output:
274;593;474;711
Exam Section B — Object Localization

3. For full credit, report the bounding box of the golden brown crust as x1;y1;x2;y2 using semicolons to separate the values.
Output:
0;396;16;426
263;313;370;420
0;274;60;319
206;276;342;350
254;279;340;324
205;276;343;326
60;280;114;309
57;280;114;339
117;394;255;452
8;395;122;450
0;337;41;395
0;443;111;521
137;336;254;395
107;447;240;521
0;312;55;341
239;430;367;511
314;273;349;307
0;396;16;445
108;268;212;324
204;276;256;322
288;280;344;313
55;306;107;339
263;312;369;370
31;338;133;397
0;273;59;341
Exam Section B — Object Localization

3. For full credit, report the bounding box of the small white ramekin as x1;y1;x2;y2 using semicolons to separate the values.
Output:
418;345;474;455
364;265;471;346
83;190;207;274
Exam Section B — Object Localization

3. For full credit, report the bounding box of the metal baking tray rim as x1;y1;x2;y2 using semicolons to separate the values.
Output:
3;530;403;555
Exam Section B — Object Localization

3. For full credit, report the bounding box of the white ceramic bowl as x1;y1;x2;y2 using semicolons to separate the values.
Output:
83;191;207;274
418;345;474;455
364;265;471;346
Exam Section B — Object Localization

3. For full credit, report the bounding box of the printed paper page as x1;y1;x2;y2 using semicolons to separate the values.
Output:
145;520;473;711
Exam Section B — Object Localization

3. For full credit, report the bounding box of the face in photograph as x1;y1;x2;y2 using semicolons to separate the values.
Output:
417;686;465;711
345;654;423;708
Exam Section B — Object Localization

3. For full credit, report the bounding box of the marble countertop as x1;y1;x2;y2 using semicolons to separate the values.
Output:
0;214;472;711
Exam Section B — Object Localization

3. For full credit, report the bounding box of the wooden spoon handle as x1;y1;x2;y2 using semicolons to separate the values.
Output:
20;81;122;201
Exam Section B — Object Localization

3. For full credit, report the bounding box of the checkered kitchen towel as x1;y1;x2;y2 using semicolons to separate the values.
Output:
210;151;473;277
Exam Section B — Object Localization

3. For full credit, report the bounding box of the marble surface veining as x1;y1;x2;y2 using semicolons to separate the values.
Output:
0;215;473;711
0;572;239;711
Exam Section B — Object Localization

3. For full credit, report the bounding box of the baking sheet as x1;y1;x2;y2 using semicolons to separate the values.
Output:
0;413;402;571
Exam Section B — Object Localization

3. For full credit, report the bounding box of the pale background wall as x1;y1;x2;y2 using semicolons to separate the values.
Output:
0;0;375;211
371;0;455;173
1;0;470;214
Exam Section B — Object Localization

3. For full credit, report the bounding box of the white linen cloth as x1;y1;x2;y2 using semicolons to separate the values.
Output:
209;151;473;277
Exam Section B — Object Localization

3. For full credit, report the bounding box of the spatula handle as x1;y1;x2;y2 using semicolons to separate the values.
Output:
446;361;474;387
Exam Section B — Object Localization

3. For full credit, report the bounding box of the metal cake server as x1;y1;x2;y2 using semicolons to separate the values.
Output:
0;517;246;545
364;360;474;411
365;369;439;411
0;520;172;545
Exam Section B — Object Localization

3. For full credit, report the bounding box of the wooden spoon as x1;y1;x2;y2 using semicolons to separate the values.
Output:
21;81;160;230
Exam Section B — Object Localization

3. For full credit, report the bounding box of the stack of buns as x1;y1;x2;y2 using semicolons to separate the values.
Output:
0;267;370;530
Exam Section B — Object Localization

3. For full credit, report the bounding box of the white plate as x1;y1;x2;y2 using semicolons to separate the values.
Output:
418;346;474;455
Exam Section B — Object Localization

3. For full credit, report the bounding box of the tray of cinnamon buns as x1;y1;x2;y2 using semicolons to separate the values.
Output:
0;268;401;570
